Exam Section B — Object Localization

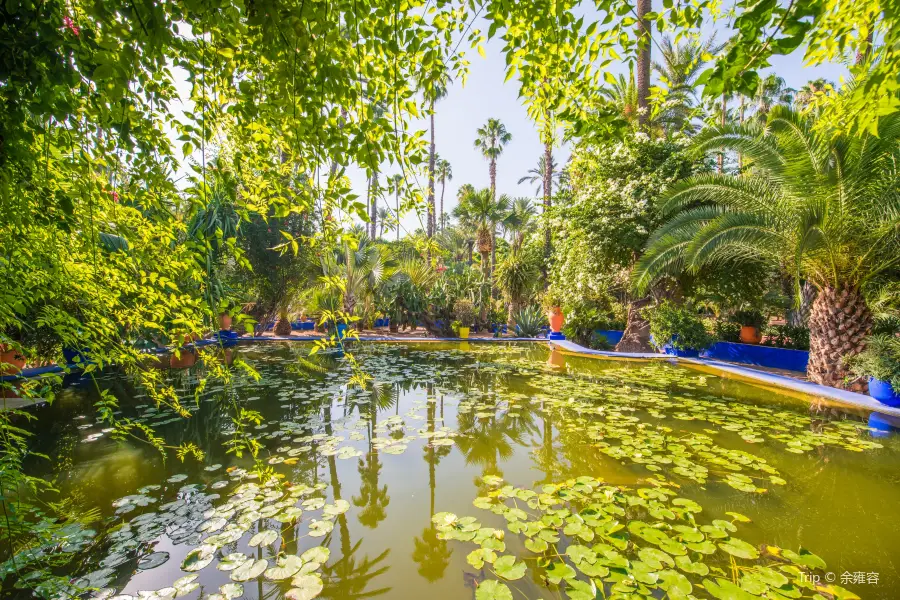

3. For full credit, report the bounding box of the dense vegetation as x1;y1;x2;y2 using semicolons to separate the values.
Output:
2;0;900;596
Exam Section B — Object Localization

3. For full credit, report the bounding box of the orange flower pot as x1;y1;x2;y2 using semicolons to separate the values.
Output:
739;325;762;344
218;313;232;330
0;344;25;375
548;308;564;333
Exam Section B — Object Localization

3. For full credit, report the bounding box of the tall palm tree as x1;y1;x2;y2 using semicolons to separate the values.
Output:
417;65;451;239
367;172;380;239
636;0;652;130
602;68;639;125
753;74;794;118
387;174;403;242
518;155;563;196
376;206;390;238
474;118;512;204
435;157;452;232
634;107;900;391
502;197;538;251
793;78;830;111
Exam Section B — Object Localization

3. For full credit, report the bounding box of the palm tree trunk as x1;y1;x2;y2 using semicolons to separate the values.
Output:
489;158;497;202
428;107;436;238
636;0;652;131
439;177;446;232
490;229;497;299
807;285;872;391
615;296;654;353
370;173;378;238
718;91;726;173
395;190;400;242
738;96;745;171
542;136;553;283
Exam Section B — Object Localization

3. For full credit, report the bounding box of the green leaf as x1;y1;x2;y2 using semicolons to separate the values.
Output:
493;555;526;580
475;580;512;600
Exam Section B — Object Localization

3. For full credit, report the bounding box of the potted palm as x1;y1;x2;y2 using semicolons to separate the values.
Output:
647;301;716;358
846;335;900;407
733;309;766;344
453;299;476;339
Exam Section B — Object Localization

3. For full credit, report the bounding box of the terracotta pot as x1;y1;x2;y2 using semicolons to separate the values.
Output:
548;307;564;333
170;350;197;369
218;313;232;330
739;325;762;344
182;332;200;345
0;344;26;375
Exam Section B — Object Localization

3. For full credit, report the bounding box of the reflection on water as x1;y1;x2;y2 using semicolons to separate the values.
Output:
12;342;900;599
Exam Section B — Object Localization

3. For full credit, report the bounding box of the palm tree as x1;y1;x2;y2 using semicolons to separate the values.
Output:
753;74;794;118
793;78;830;111
652;35;723;134
417;65;451;239
387;174;403;242
502;197;537;251
453;188;511;316
435;157;452;232
320;227;393;322
602;69;639;125
518;155;563;196
636;0;652;130
634;107;900;391
474;118;512;203
367;172;380;239
377;206;390;238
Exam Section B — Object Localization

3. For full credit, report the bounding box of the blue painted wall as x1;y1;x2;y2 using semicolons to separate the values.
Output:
595;330;624;345
593;330;809;373
702;342;809;372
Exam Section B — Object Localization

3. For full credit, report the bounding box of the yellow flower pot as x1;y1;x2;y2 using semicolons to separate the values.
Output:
458;327;470;339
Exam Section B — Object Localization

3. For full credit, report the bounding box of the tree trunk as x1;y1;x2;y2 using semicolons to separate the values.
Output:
490;229;497;299
615;296;654;353
489;158;497;202
856;30;874;65
439;177;446;232
788;281;817;327
428;108;436;238
807;285;872;391
738;96;745;171
542;135;552;284
636;0;652;130
395;190;400;242
480;250;491;323
718;91;726;173
274;318;293;336
370;173;378;238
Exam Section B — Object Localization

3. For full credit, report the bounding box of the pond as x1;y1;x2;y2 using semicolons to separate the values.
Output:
10;341;900;600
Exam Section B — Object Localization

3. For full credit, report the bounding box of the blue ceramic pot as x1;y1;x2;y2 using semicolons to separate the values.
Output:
336;323;348;339
869;377;900;407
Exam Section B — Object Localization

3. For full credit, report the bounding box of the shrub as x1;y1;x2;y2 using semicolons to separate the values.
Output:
845;335;900;390
646;302;716;351
762;324;810;350
514;306;547;337
453;298;477;327
563;303;614;348
712;319;741;343
732;309;766;329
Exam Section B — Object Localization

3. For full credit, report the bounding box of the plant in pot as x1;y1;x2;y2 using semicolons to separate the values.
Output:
732;309;766;344
513;306;547;338
845;334;900;407
542;290;565;339
453;298;476;339
646;301;716;358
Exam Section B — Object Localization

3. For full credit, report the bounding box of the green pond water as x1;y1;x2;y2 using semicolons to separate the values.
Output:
12;341;900;600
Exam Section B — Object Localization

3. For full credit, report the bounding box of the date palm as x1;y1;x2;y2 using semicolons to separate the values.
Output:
453;188;511;283
634;107;900;390
652;35;722;134
417;65;451;238
518;155;563;196
435;157;452;232
387;174;403;241
474;118;512;203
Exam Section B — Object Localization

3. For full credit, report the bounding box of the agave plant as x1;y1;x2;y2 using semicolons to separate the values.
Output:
513;306;547;337
634;107;900;390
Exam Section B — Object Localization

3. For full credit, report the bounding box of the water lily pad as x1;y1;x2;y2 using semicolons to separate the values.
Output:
217;553;248;571
308;520;334;537
475;580;512;600
301;546;330;564
137;551;169;570
719;538;760;560
249;529;278;547
265;555;303;580
286;574;324;600
181;546;215;572
218;583;243;599
231;558;268;581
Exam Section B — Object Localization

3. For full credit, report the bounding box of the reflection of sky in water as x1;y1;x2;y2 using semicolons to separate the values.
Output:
16;342;900;599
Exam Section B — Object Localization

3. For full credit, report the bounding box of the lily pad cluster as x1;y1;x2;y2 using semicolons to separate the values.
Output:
434;476;860;600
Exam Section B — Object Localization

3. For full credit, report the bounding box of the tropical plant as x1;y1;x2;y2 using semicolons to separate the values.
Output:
512;306;546;337
501;197;538;251
846;334;900;391
651;35;722;134
634;107;900;389
762;324;810;351
752;74;794;118
418;64;452;238
453;298;477;327
453;188;510;282
474;118;512;203
646;301;716;351
495;246;540;322
732;309;766;329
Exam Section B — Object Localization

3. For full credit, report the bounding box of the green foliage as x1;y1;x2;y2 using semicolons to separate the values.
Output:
635;108;900;294
732;309;766;329
647;302;716;351
846;335;900;390
453;299;477;327
512;306;546;337
712;319;742;343
762;325;811;351
562;300;622;349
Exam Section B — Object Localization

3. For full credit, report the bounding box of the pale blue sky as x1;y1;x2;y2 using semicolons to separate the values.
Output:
357;22;850;238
